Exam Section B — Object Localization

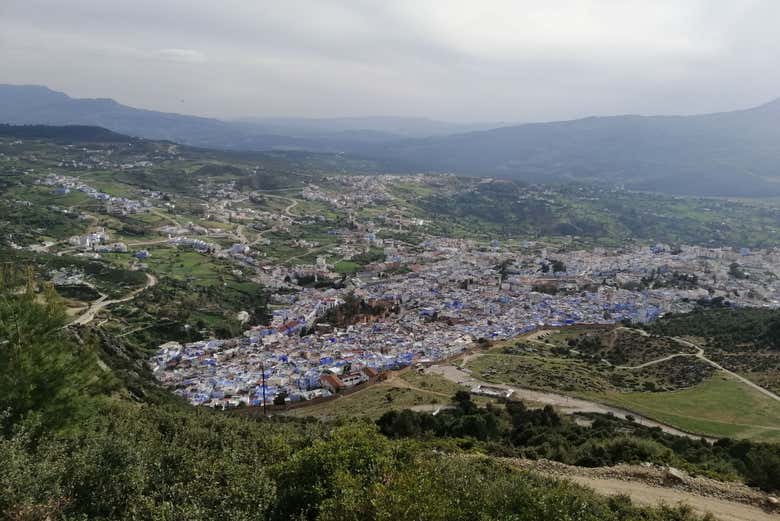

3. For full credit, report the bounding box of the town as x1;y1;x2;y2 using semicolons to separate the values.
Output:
151;235;780;408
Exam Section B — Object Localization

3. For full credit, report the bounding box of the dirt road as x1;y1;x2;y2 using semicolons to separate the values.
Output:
427;363;716;440
500;458;778;521
254;192;300;217
69;273;157;326
569;476;777;521
672;337;780;403
611;328;780;403
614;335;780;403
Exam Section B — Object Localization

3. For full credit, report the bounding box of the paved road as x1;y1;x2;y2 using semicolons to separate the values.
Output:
68;273;157;326
428;363;717;441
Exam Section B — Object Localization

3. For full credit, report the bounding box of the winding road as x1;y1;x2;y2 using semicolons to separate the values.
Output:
613;334;780;403
427;363;718;441
672;337;780;403
254;192;300;217
68;273;157;327
430;327;780;441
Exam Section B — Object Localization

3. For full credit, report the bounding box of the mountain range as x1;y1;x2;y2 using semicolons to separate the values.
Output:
0;84;491;151
367;99;780;197
2;84;780;196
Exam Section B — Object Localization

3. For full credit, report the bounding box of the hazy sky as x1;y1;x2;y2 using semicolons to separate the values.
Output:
2;0;780;122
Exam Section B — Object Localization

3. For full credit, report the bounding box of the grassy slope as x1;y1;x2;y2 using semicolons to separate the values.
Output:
282;371;492;420
467;329;780;441
598;373;780;442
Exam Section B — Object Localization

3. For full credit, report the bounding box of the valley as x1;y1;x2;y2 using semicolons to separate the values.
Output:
3;127;780;520
7;4;780;519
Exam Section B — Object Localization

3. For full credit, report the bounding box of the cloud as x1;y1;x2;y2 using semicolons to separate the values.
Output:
1;0;779;121
154;48;207;64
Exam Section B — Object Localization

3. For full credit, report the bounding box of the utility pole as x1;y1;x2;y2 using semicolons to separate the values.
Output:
260;361;267;416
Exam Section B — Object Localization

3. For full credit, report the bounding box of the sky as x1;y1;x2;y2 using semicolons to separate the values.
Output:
2;0;780;122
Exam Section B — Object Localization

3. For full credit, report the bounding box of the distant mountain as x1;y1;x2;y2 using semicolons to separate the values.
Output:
367;99;780;196
3;84;780;196
0;123;136;142
0;84;318;151
0;85;493;153
233;116;500;139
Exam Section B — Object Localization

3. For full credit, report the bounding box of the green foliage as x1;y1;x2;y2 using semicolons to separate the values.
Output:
744;445;780;491
0;283;116;429
350;248;386;266
0;405;309;520
413;180;780;247
378;393;780;492
646;307;780;350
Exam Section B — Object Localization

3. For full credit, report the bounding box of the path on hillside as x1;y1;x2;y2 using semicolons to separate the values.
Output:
570;477;777;521
673;337;780;403
526;326;780;404
68;273;157;327
254;192;300;217
499;457;778;521
427;363;717;441
244;192;301;247
283;244;330;264
612;335;780;403
385;373;452;399
615;351;700;370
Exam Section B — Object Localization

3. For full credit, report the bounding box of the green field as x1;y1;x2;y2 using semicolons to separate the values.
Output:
333;260;360;273
467;352;614;393
598;373;780;442
467;341;780;441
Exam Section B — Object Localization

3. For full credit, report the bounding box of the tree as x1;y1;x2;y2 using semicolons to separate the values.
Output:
273;392;288;406
551;259;567;273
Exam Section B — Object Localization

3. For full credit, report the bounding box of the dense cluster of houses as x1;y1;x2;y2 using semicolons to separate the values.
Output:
151;238;780;409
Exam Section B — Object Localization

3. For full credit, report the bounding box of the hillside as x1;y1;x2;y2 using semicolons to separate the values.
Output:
367;99;780;196
0;85;316;150
3;128;780;519
0;123;136;142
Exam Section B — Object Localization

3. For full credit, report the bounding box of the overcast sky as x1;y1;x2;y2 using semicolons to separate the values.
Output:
2;0;780;122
